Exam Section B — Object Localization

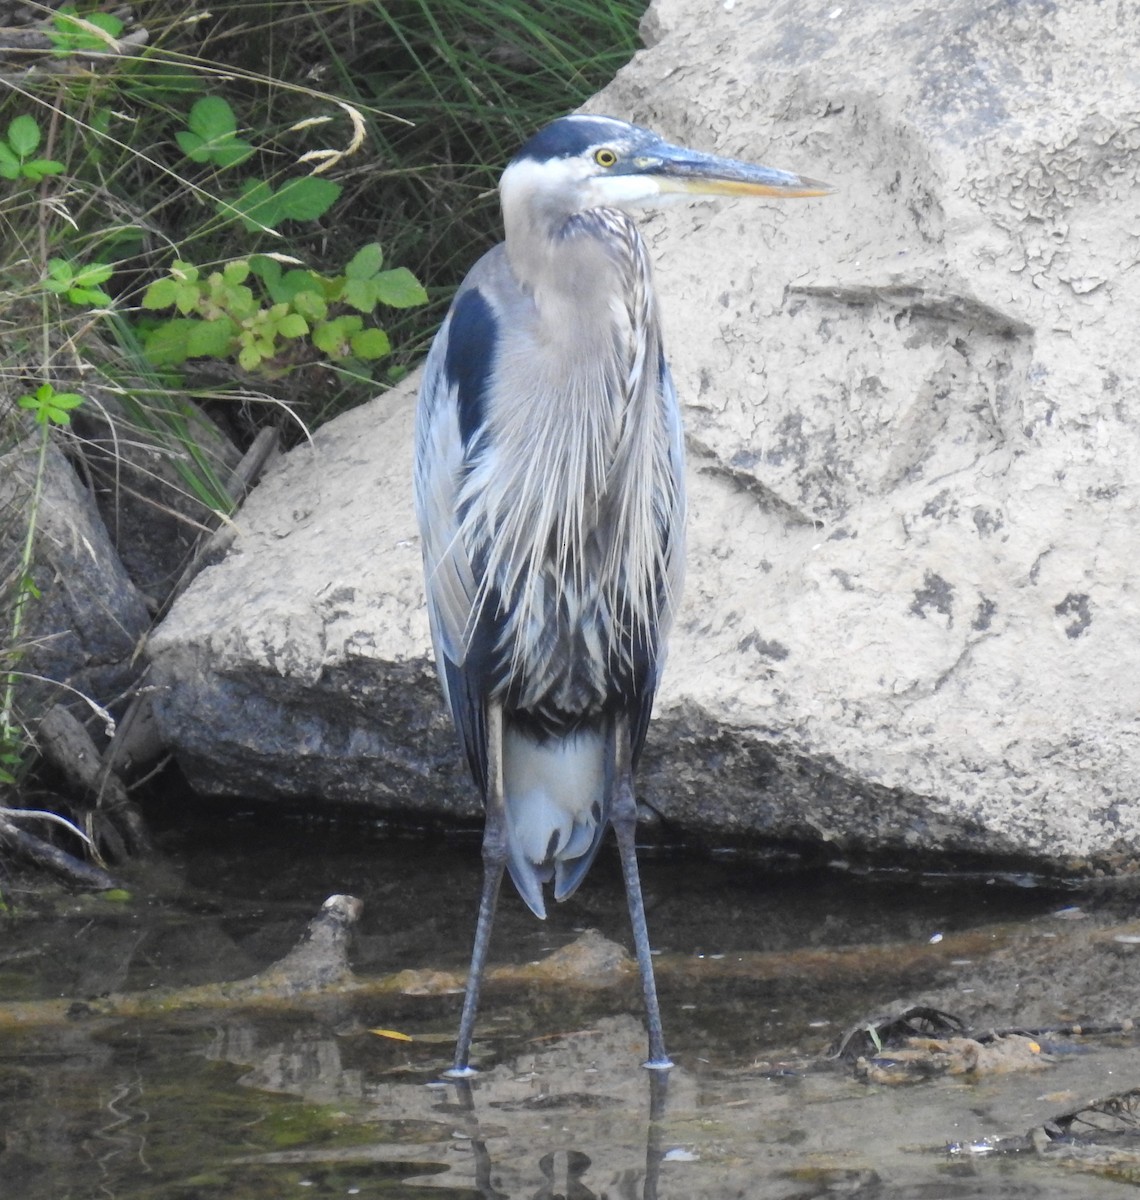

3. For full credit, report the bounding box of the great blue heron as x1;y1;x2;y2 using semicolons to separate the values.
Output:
414;114;830;1075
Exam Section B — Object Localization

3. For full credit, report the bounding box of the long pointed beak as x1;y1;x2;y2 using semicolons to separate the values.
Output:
645;142;833;199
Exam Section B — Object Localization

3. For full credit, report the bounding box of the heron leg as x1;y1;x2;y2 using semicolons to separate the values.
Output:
611;721;673;1071
447;701;507;1078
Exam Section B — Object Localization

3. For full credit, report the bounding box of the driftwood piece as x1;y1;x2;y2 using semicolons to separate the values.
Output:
3;907;1140;1043
0;811;119;889
0;914;1016;1031
36;704;151;855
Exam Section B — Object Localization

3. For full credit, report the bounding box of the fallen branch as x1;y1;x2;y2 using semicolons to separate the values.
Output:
4;904;1140;1039
0;906;1013;1030
0;811;120;890
36;704;152;855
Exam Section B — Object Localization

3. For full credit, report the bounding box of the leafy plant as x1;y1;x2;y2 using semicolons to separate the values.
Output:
43;259;114;307
17;383;86;427
47;4;125;55
0;115;64;183
224;176;343;233
140;245;427;374
176;97;254;170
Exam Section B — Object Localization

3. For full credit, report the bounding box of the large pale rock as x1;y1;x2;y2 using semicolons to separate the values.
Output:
149;0;1140;871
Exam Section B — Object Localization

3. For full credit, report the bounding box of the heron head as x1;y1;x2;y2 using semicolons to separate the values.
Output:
501;114;833;219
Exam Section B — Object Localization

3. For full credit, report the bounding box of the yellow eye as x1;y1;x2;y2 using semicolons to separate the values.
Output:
594;147;618;168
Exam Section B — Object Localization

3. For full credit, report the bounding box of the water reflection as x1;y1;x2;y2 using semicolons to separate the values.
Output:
5;829;1140;1198
443;1068;669;1200
197;1010;682;1198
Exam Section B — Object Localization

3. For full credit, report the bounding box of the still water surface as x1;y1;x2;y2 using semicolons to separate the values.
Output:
2;812;1139;1198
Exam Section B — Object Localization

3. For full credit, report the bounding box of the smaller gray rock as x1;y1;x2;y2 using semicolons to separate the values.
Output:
1;436;151;713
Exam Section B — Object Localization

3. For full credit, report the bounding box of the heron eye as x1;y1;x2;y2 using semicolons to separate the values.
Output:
594;147;618;168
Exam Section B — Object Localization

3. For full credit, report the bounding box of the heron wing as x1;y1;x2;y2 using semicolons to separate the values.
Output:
628;351;686;768
413;252;510;795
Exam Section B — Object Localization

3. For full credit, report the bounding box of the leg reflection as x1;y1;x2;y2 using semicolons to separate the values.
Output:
441;1065;671;1200
644;1069;670;1200
449;1076;508;1200
536;1148;595;1199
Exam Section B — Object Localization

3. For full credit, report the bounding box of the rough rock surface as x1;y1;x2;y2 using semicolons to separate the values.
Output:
149;0;1140;871
1;437;151;709
72;387;243;606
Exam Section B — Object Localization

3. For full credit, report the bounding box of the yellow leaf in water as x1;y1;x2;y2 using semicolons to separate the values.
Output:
369;1028;414;1042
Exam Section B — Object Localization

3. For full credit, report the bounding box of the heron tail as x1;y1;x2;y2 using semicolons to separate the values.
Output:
501;725;609;919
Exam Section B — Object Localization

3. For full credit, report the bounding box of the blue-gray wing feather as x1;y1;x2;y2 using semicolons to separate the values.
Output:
413;262;504;793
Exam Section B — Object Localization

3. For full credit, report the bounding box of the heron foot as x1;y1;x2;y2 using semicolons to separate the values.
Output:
443;1064;480;1079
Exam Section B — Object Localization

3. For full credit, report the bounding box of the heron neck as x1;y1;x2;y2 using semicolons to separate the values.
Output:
503;202;645;347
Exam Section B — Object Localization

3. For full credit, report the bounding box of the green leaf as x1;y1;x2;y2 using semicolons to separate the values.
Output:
18;384;84;426
22;158;65;181
345;242;383;279
178;99;253;169
279;269;324;300
66;287;111;307
0;142;19;179
49;7;124;53
276;313;309;338
291;288;327;320
341;277;377;313
248;255;285;300
222;259;250;285
90;11;124;36
231;286;257;317
188;96;237;139
186;316;238;358
8;115;40;157
312;314;362;356
226;178;279;232
350;328;391;360
372;267;428;309
142;277;180;310
44;259;74;291
311;320;341;356
142;319;195;365
174;281;202;315
273;176;341;222
72;262;113;287
47;391;84;412
207;138;255;171
237;343;263;371
175;130;207;161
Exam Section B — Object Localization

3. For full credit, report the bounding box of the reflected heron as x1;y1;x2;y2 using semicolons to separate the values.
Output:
414;114;830;1075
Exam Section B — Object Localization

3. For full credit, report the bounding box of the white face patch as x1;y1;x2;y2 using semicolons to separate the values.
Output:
501;145;666;219
583;173;665;209
501;156;592;213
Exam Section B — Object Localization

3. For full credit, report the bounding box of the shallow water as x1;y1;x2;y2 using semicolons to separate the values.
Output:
3;812;1140;1198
